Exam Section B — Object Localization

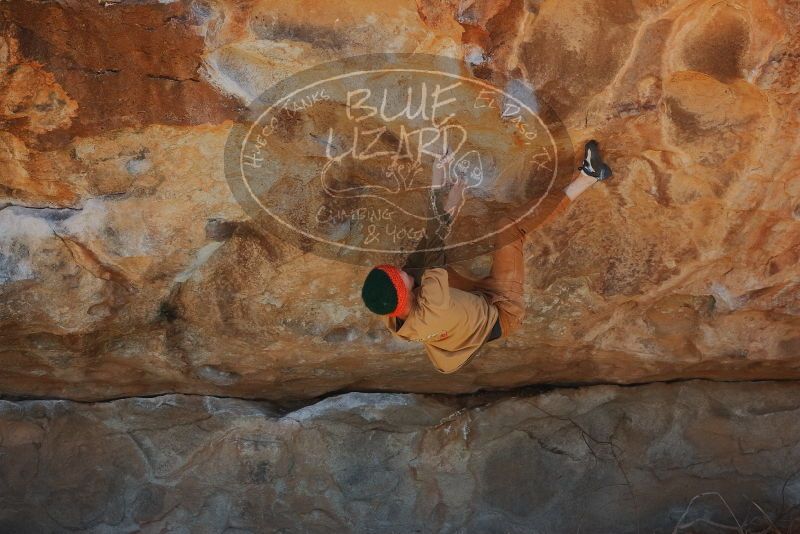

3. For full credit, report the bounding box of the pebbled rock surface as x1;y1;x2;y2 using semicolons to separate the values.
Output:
3;380;800;533
0;0;799;400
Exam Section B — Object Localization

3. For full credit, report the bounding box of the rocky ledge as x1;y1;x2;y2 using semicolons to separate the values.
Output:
2;380;800;533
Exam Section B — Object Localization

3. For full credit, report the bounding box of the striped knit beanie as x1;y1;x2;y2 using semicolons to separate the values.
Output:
361;265;408;316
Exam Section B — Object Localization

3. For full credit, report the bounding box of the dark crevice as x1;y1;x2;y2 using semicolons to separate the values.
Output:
61;67;121;76
2;377;800;415
1;196;133;214
0;203;84;222
146;73;201;83
0;202;82;213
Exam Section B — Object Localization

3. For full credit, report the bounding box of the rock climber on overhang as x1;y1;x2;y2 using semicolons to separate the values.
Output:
360;140;613;374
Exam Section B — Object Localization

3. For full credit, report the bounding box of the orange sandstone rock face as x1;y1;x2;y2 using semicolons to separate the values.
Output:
0;0;798;401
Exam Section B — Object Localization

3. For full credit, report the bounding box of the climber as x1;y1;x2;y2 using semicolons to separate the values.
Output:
360;140;613;374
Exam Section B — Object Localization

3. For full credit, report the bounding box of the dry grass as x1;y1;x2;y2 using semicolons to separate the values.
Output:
672;491;800;534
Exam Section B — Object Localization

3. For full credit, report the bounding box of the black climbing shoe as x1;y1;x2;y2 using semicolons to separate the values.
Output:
578;140;612;180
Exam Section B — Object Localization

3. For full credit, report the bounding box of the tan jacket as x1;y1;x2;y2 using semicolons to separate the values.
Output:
382;268;499;373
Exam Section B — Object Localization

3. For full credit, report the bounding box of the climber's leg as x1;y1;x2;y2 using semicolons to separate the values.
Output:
473;192;572;338
439;195;568;334
473;139;613;338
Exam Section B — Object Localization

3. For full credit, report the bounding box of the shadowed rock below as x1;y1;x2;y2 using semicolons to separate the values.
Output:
2;380;800;533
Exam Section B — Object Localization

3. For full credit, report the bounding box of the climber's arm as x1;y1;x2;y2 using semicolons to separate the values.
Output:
402;187;451;283
404;153;467;277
